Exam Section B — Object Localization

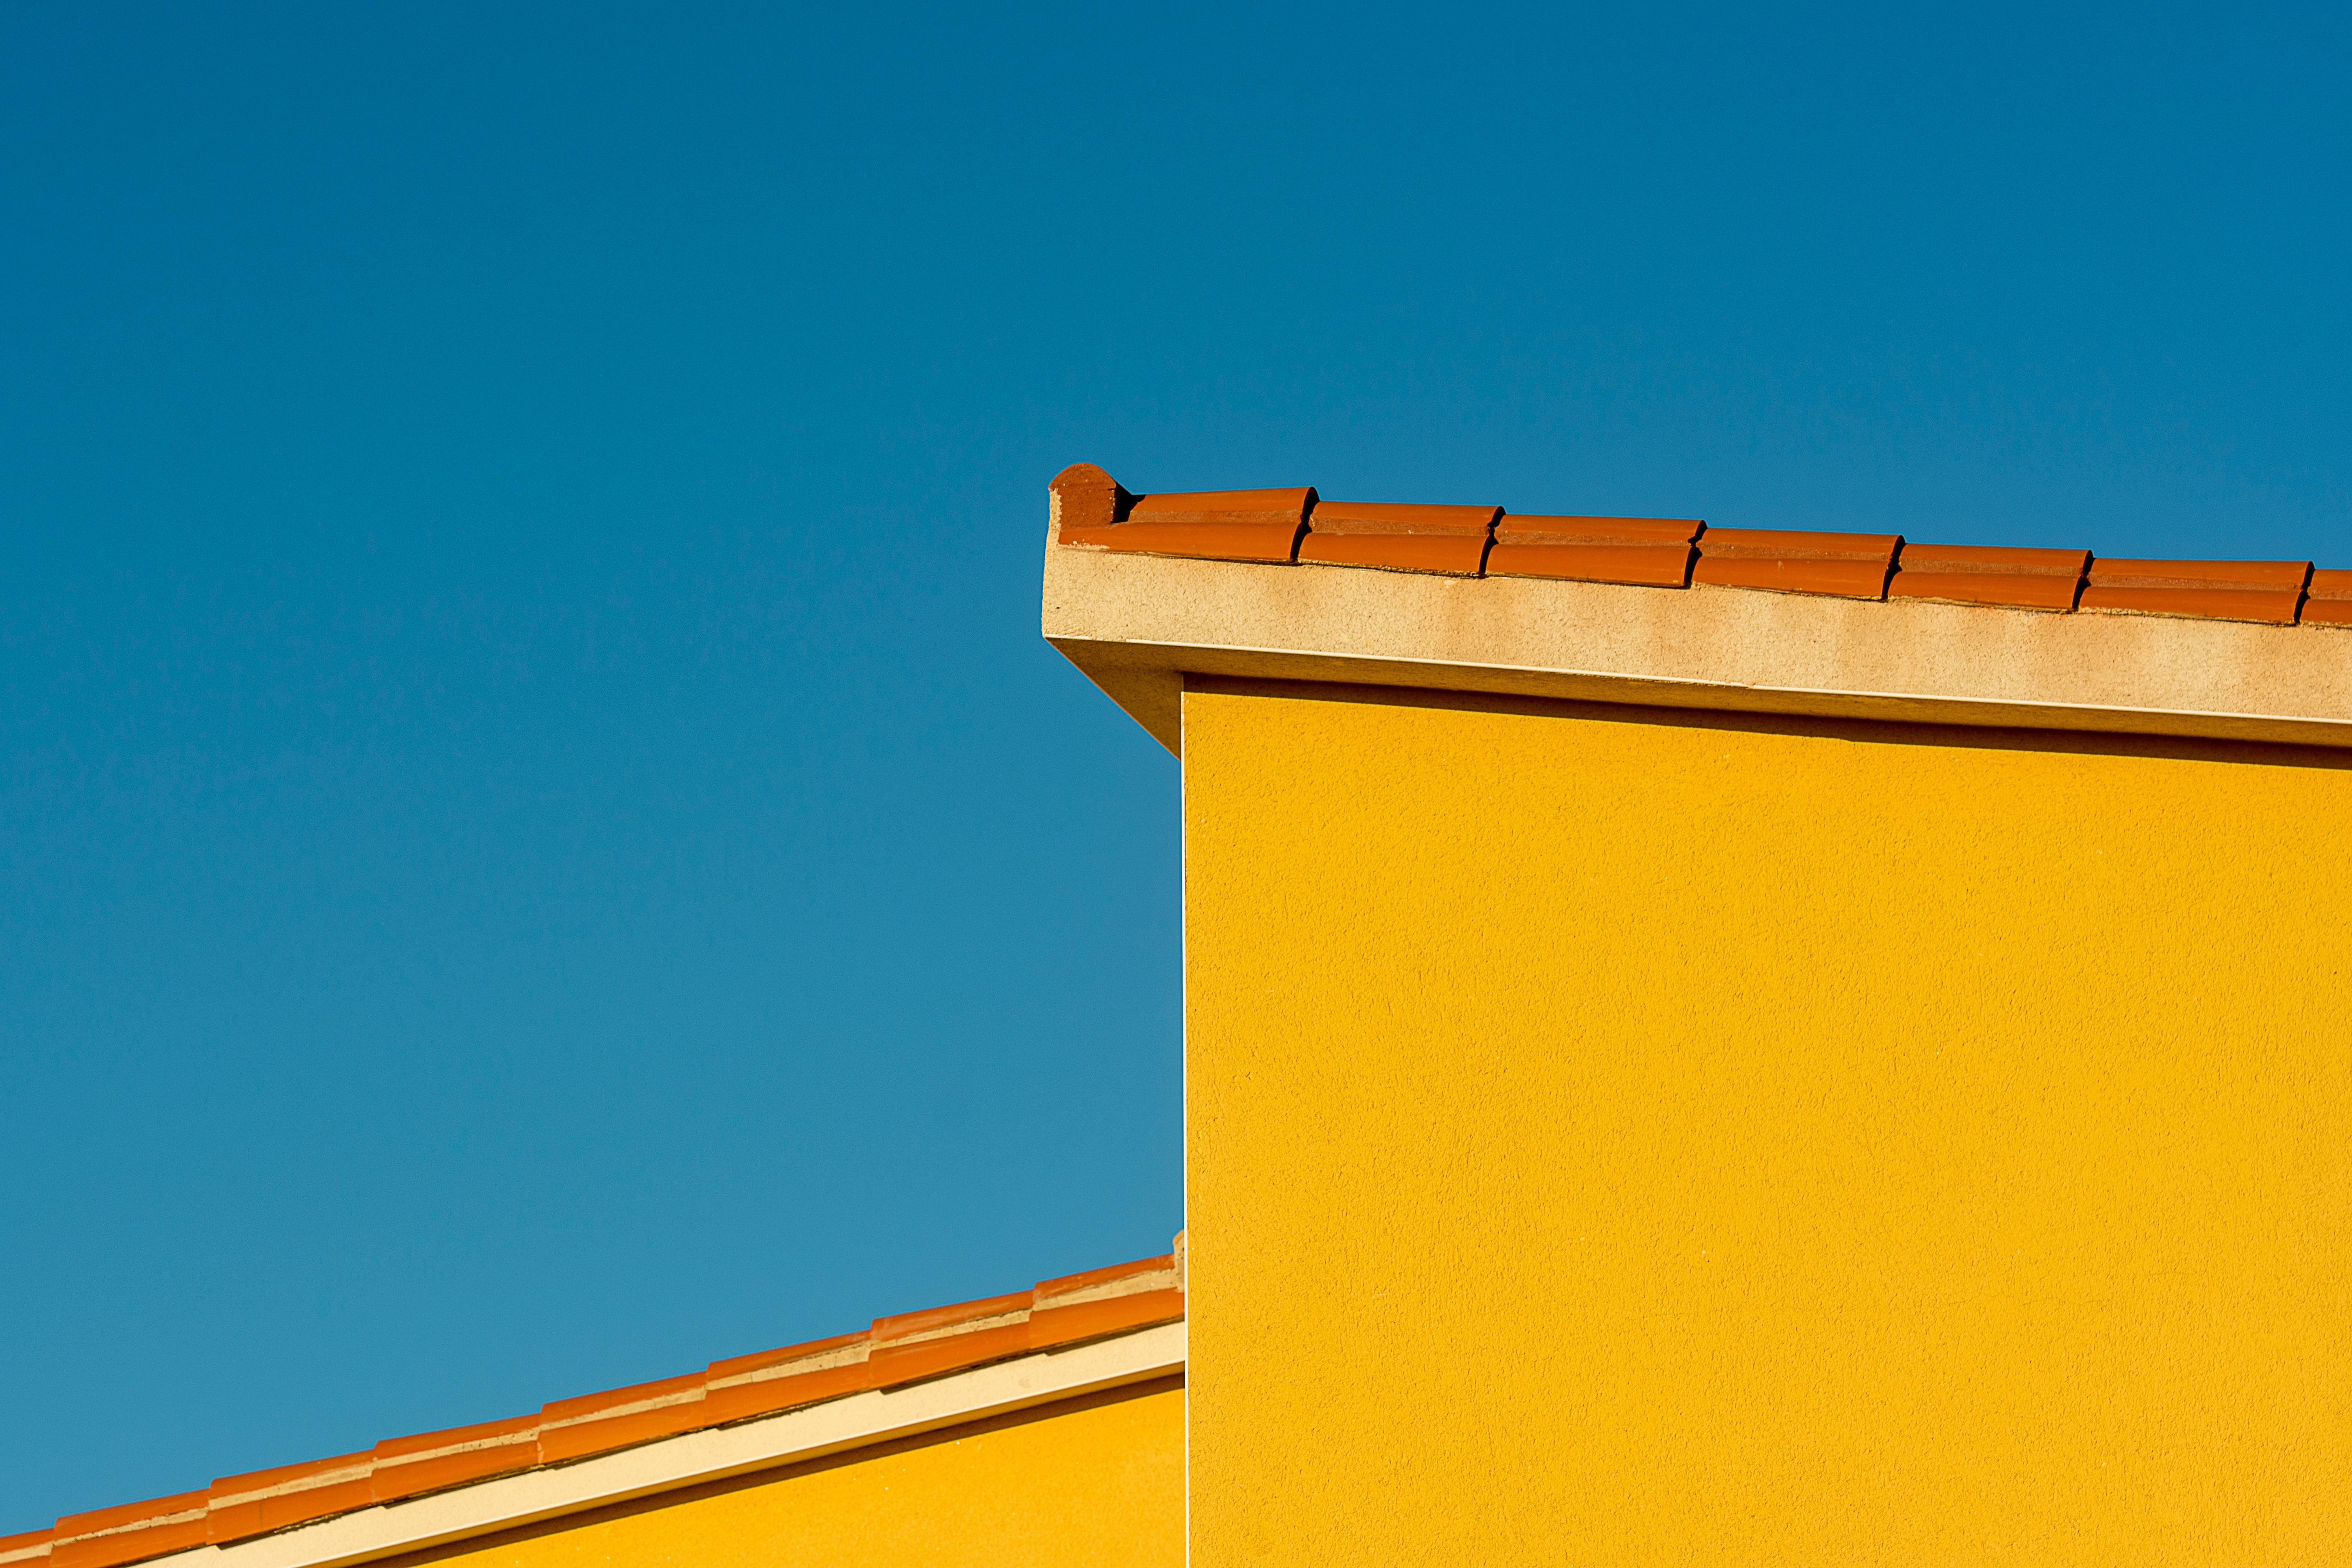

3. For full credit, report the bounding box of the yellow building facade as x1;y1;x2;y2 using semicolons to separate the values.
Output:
1046;462;2352;1562
18;463;2352;1566
1185;682;2350;1562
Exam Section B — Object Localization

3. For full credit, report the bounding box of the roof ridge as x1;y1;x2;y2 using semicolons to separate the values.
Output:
11;1238;1186;1568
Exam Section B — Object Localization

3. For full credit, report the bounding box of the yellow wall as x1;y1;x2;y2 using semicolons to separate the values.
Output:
1184;680;2352;1564
395;1383;1180;1568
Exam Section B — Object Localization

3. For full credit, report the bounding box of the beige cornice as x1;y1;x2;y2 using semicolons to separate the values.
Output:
1043;529;2352;755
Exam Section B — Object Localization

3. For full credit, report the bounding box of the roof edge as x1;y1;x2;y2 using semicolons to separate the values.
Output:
1043;531;2352;755
136;1323;1183;1568
14;1243;1186;1568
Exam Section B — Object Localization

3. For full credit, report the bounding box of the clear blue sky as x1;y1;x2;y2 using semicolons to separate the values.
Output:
2;0;2344;1533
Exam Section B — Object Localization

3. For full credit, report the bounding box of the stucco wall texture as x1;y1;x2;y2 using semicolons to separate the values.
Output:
392;1384;1181;1568
1184;680;2352;1564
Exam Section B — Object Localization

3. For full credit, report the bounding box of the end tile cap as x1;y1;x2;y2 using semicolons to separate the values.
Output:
1049;463;1135;534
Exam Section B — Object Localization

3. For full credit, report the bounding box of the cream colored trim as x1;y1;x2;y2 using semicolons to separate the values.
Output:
1043;537;2352;753
145;1323;1185;1568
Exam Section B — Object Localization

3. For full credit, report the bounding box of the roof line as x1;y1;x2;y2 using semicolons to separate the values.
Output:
1042;467;2352;755
1049;462;2348;622
141;1323;1185;1568
8;1242;1185;1568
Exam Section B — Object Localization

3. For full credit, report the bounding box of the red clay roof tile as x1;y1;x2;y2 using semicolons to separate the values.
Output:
1888;543;2090;611
539;1369;706;1426
1692;527;1902;600
1048;462;1133;536
1032;1254;1175;1304
1030;1287;1185;1352
208;1484;377;1547
869;1288;1036;1343
2304;569;2352;627
705;1327;872;1384
372;1411;541;1462
0;1526;56;1564
2078;558;2310;624
206;1452;372;1499
1297;502;1498;576
1484;515;1701;588
536;1401;712;1465
1030;1255;1184;1350
867;1289;1035;1388
702;1329;874;1425
48;1495;209;1543
207;1453;376;1546
1054;465;1313;564
49;1492;210;1568
537;1368;712;1465
370;1434;540;1501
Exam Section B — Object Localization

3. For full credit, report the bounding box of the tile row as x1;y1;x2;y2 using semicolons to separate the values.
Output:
1050;465;2351;627
0;1249;1184;1568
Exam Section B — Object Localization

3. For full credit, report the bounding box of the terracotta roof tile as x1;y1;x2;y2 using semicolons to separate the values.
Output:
1051;465;1311;563
370;1413;542;1502
0;1527;56;1566
372;1411;542;1463
1888;543;2090;611
206;1452;375;1546
1297;502;1498;575
1030;1255;1185;1350
536;1403;709;1465
206;1452;373;1501
46;1499;199;1543
49;1492;210;1568
538;1369;706;1426
2079;558;2311;624
1693;527;1902;600
2304;569;2352;627
1484;515;1701;588
702;1329;874;1425
537;1370;712;1465
1047;462;1130;534
867;1289;1035;1388
14;1244;1184;1561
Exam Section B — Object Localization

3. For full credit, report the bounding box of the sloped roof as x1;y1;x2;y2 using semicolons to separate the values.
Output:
1043;464;2352;753
2;1244;1184;1568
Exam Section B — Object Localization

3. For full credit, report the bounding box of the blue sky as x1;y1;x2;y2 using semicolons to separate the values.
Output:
2;0;2344;1532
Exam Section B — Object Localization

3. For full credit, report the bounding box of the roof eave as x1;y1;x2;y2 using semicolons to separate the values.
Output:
1043;534;2352;755
138;1323;1184;1568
